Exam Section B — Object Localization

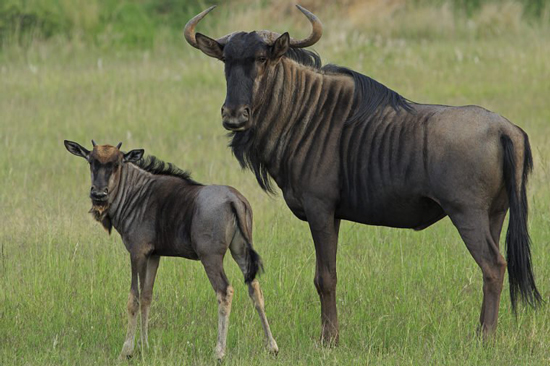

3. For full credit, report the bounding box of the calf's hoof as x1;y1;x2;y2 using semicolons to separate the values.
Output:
118;353;132;362
118;341;134;360
267;340;279;355
214;346;225;361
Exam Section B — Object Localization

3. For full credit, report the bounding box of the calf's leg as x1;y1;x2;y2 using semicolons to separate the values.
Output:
139;255;160;349
247;279;279;353
201;254;233;360
119;255;146;359
229;238;278;353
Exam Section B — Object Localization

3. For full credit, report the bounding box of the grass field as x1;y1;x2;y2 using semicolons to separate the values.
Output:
1;2;550;365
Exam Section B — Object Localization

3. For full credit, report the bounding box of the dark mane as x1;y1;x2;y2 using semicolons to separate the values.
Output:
132;155;202;185
323;64;413;124
284;48;322;69
285;49;413;122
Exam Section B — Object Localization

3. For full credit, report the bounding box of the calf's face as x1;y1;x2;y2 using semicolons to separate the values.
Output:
64;140;143;206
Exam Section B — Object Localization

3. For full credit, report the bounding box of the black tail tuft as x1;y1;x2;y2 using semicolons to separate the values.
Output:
245;245;264;284
501;134;541;313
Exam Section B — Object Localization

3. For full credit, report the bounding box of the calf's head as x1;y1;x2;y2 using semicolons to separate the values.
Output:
64;140;144;207
184;5;322;132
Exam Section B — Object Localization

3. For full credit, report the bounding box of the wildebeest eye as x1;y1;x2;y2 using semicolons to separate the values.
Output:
257;56;267;63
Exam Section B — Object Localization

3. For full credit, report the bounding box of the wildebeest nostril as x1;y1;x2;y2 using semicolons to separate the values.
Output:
90;186;108;199
91;191;107;199
242;107;250;119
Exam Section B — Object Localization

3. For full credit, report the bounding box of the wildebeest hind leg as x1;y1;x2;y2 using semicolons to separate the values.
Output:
489;211;507;248
201;254;233;360
247;280;279;353
448;209;506;338
229;237;278;353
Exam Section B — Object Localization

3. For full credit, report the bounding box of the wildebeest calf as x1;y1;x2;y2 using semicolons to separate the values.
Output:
64;140;278;360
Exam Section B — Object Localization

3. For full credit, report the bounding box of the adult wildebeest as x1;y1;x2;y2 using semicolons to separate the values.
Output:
64;140;278;360
184;5;541;343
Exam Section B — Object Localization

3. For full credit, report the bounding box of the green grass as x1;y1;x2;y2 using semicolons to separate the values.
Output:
1;6;550;365
1;0;548;49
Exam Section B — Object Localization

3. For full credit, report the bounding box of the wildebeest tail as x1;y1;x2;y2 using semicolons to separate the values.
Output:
245;246;263;284
501;133;541;312
230;199;264;283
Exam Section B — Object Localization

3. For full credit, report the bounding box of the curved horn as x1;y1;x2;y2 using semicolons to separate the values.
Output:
91;140;97;147
116;142;122;149
289;5;323;48
184;6;217;49
256;6;322;48
185;5;322;50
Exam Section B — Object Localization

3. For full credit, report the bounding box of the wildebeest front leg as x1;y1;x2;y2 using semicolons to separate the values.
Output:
119;255;146;359
139;255;160;349
201;254;233;360
306;205;341;345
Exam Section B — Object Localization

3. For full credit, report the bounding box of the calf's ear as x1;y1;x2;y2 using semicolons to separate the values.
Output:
64;140;90;159
123;149;144;163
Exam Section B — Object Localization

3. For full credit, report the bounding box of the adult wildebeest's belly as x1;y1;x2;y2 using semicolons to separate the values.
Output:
335;193;446;230
282;185;445;230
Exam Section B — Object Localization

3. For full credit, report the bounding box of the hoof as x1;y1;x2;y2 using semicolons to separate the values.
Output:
118;341;134;361
320;332;339;347
214;346;225;361
476;324;497;344
118;353;132;362
267;341;279;355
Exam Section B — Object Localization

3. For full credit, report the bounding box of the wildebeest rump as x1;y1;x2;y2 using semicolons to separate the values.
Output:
64;140;278;359
184;6;541;343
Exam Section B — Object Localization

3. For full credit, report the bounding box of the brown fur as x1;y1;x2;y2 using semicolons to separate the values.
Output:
92;145;121;163
89;206;112;234
64;140;277;359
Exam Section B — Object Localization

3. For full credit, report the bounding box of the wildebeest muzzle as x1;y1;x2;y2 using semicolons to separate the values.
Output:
90;186;108;204
221;104;249;131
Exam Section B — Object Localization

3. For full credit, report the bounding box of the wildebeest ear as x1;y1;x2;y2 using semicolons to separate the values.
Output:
195;33;224;60
64;140;90;159
123;149;144;163
271;32;290;60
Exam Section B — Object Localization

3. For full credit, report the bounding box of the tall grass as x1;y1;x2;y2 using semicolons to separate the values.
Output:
1;2;550;365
